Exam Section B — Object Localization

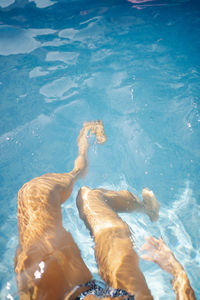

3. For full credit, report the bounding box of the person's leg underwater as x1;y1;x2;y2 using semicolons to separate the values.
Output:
15;121;106;300
77;186;160;300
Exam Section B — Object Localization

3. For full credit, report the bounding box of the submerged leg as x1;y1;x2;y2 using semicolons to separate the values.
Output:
15;121;106;300
80;187;160;222
76;186;158;300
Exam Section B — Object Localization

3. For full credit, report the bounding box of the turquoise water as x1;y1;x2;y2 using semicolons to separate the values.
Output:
0;0;200;299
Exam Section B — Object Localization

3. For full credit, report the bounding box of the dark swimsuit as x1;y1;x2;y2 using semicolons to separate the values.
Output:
76;280;135;300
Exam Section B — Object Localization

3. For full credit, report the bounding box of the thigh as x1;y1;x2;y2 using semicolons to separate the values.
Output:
76;187;153;299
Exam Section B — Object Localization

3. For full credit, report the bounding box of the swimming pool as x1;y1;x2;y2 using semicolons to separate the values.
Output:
0;0;200;299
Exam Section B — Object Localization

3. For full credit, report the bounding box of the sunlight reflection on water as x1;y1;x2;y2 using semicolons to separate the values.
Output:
0;0;199;299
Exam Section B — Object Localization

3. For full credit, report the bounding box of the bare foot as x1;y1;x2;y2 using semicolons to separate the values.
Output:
142;188;160;222
84;120;106;144
74;121;106;178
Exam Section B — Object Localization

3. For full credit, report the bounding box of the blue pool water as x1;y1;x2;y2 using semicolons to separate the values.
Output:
0;0;200;299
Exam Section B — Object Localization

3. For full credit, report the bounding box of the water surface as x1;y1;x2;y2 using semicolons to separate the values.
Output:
0;0;200;299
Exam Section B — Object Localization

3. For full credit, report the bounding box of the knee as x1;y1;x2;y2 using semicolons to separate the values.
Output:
78;186;91;199
76;186;91;215
80;186;91;193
